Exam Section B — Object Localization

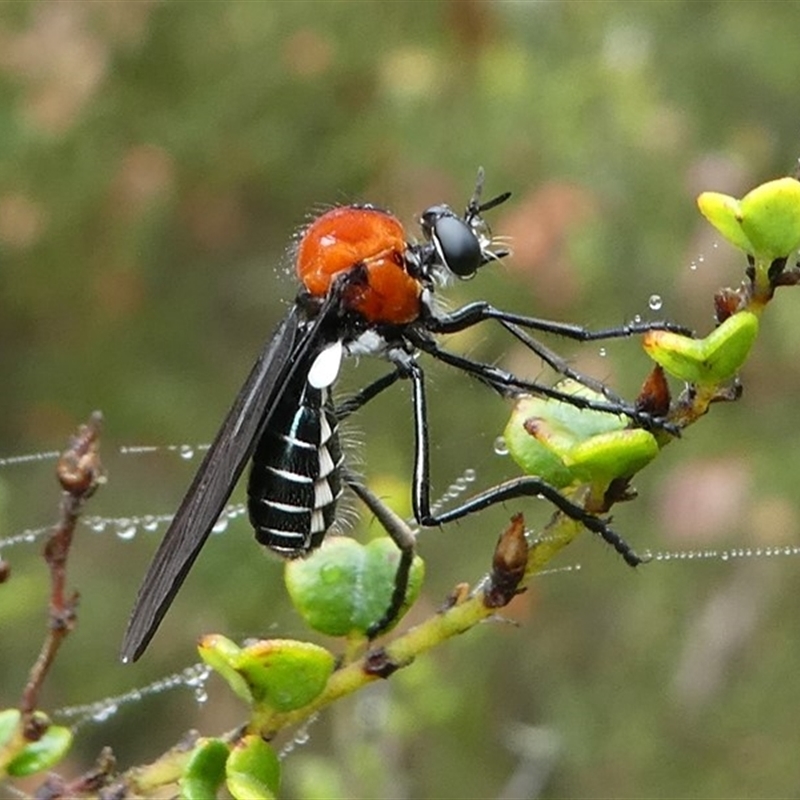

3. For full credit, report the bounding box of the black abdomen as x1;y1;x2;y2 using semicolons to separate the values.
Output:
247;379;343;556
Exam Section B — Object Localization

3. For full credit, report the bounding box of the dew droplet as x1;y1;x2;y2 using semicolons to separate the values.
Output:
88;518;107;533
294;729;310;745
116;525;137;541
598;347;607;358
178;444;195;460
493;436;509;456
281;742;296;758
91;702;118;722
689;261;698;271
463;468;476;482
212;517;229;534
648;294;663;311
142;516;159;532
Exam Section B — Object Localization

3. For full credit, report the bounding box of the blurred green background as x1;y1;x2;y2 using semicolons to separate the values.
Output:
3;1;800;797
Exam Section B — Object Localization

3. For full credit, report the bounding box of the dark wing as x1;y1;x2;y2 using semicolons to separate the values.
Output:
121;301;334;662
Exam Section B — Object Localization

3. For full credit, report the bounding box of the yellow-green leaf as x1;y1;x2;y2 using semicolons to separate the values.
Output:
643;311;758;385
226;735;280;800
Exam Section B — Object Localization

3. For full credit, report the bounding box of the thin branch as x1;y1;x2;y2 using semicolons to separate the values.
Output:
19;412;105;727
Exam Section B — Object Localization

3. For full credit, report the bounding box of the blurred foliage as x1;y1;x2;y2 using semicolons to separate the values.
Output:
3;1;800;797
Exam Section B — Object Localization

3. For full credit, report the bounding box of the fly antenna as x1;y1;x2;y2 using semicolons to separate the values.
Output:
466;167;511;221
477;190;512;215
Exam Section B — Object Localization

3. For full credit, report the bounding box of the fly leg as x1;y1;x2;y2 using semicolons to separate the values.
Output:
335;369;401;421
333;372;415;637
343;469;417;638
398;356;642;567
423;302;688;434
411;334;675;433
427;300;692;341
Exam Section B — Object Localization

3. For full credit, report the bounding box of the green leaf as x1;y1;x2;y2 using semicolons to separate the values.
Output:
6;723;72;777
225;735;280;800
236;639;335;712
504;381;658;488
504;401;575;489
286;537;424;637
739;178;800;260
180;738;230;800
200;635;335;712
566;429;660;485
643;311;759;385
198;635;253;703
698;178;800;259
697;191;754;253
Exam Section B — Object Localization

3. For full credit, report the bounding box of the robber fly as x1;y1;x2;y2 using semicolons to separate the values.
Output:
122;170;681;662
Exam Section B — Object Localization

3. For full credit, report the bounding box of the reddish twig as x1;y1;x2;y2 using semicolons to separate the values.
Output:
19;412;105;730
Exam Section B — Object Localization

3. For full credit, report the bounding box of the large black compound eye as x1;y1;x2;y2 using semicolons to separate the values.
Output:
426;211;482;278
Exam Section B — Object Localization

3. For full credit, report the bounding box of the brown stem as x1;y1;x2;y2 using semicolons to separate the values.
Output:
19;412;105;728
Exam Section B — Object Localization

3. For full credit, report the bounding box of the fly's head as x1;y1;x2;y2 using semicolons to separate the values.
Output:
415;169;511;284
